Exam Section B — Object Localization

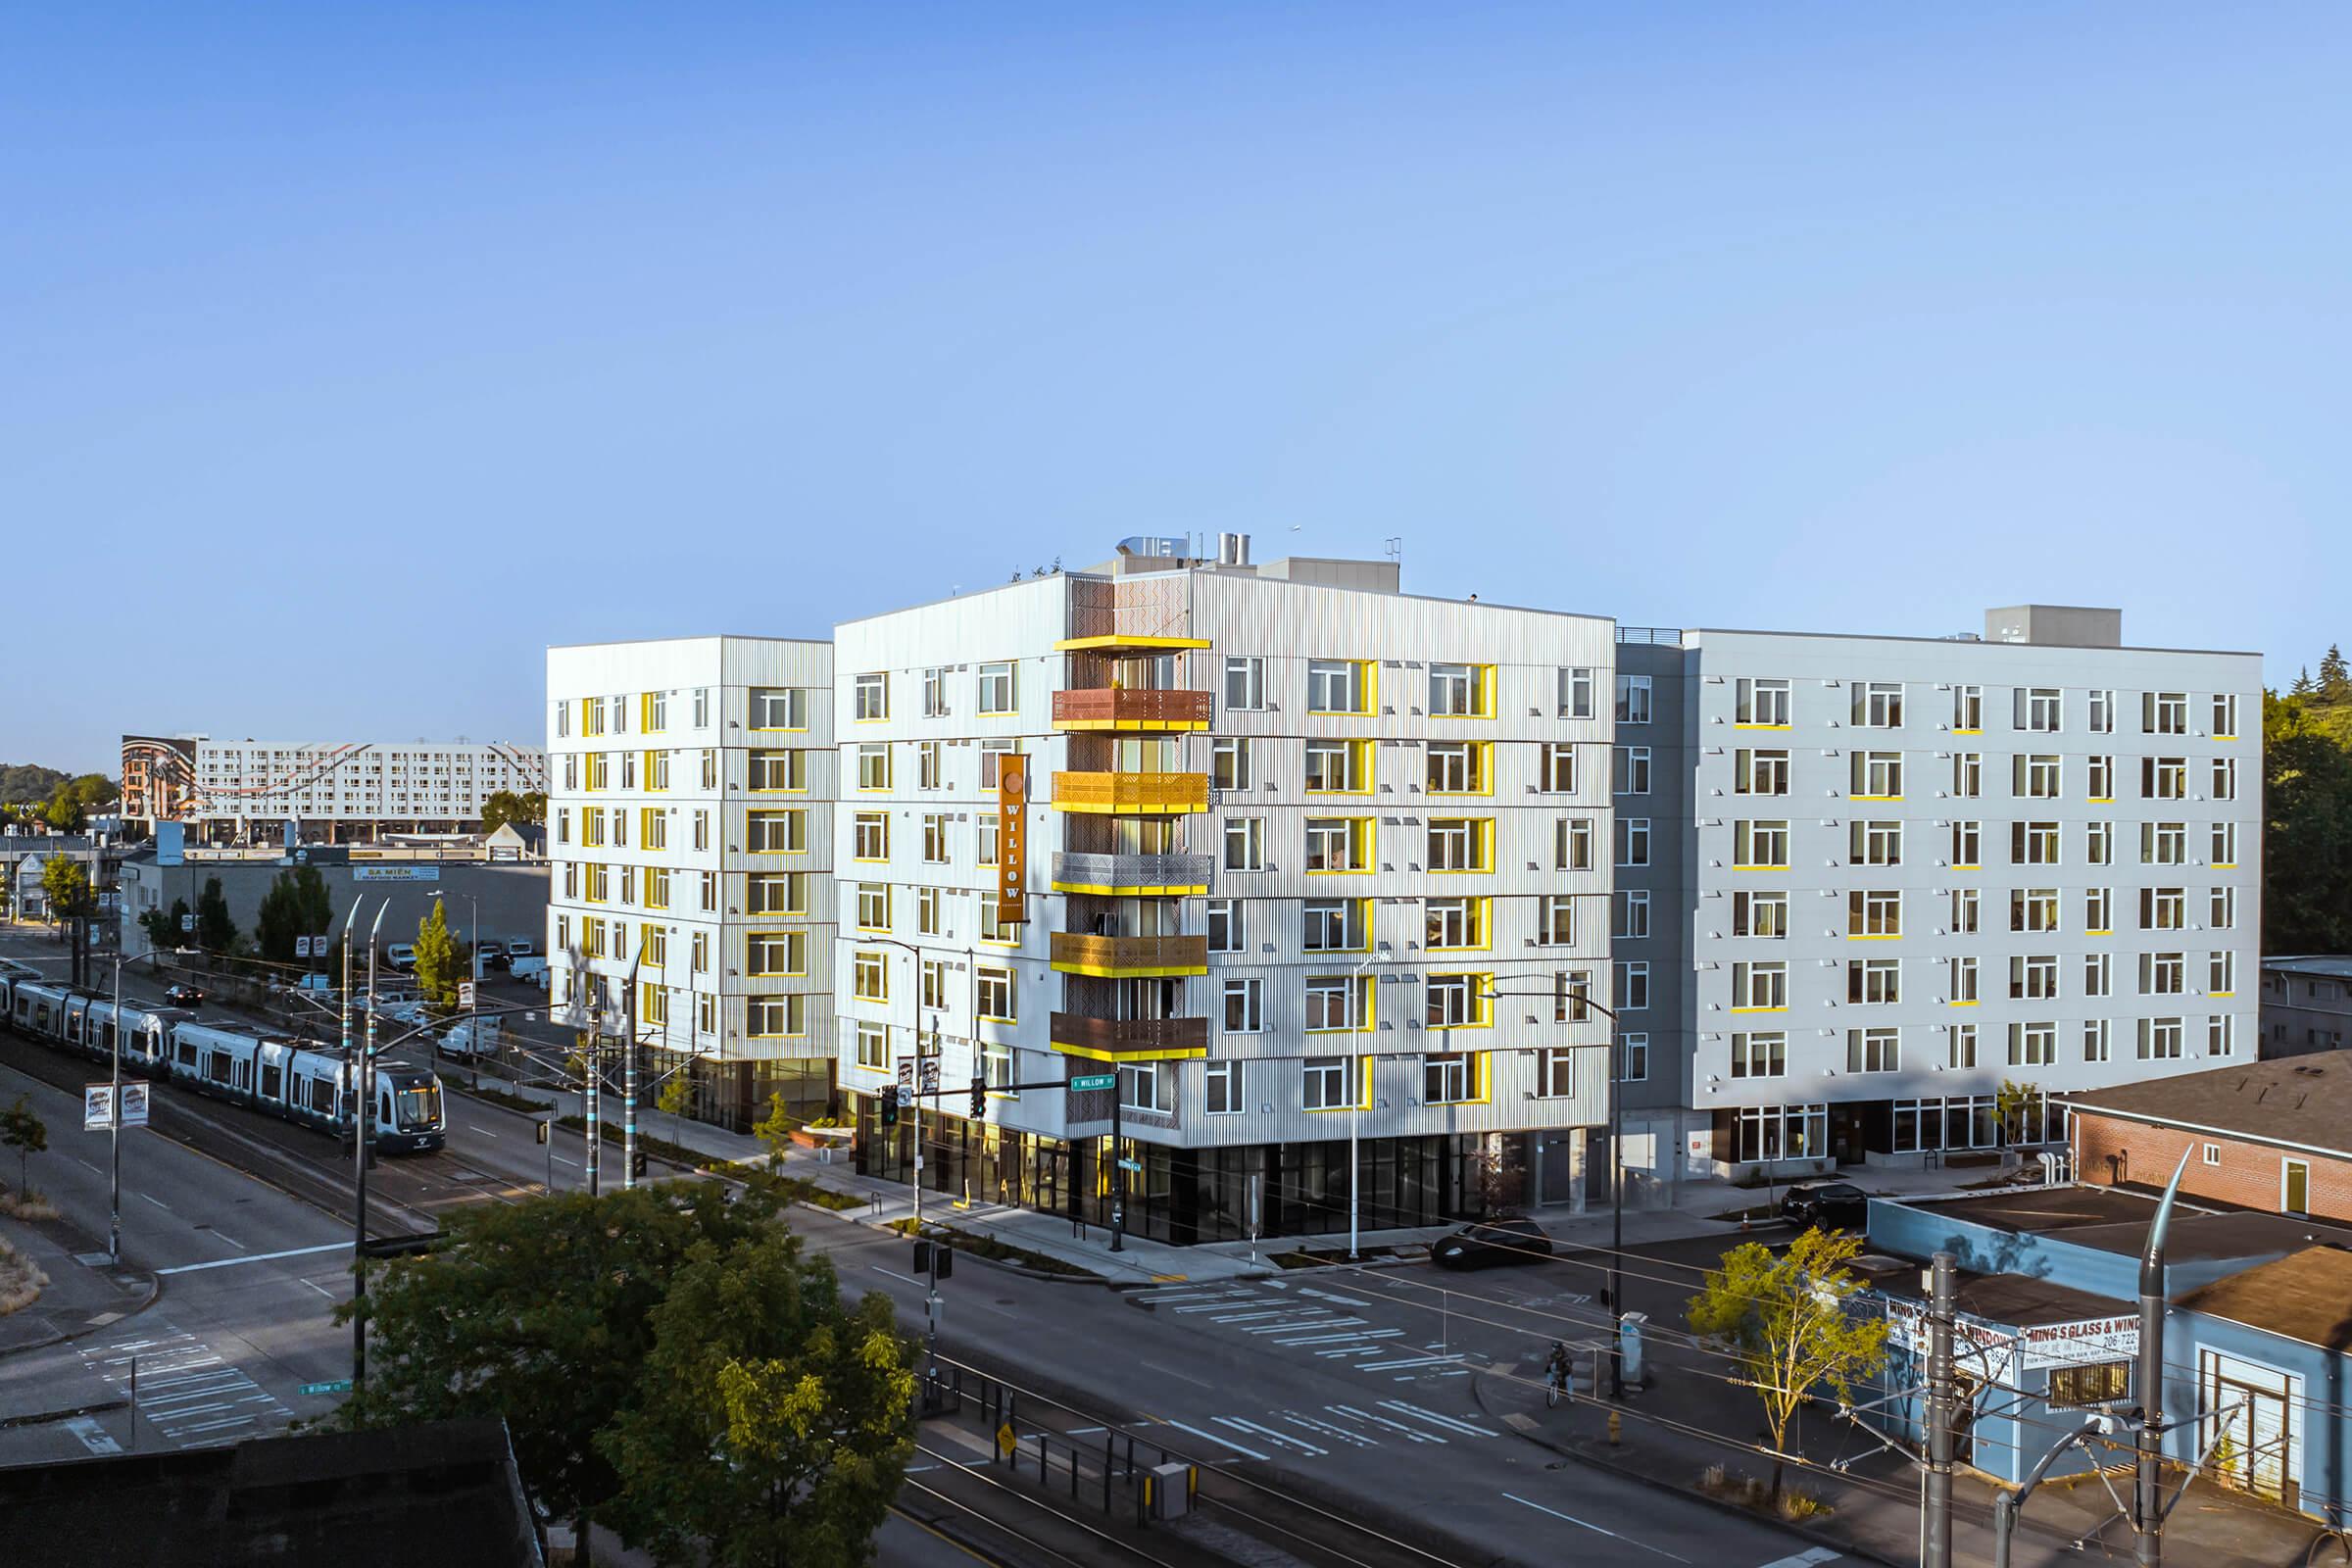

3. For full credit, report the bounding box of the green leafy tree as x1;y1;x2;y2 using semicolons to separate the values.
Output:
0;763;71;807
658;1074;695;1144
1995;1078;2045;1149
1687;1228;1889;1501
599;1230;915;1568
753;1091;801;1168
2263;694;2352;954
42;790;85;833
141;898;191;953
1;1096;46;1194
254;865;335;967
39;858;94;926
412;899;466;1007
2323;644;2352;704
338;1185;782;1562
193;876;238;955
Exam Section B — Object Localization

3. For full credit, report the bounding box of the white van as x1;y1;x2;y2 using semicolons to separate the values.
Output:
508;956;549;989
438;1016;505;1059
385;943;417;973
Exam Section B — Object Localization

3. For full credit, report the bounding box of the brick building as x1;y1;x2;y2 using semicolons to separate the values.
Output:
2070;1052;2352;1220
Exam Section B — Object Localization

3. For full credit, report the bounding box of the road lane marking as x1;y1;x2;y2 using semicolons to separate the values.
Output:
302;1280;336;1299
1501;1494;1690;1561
1215;1416;1323;1455
157;1242;350;1275
1379;1400;1495;1437
1161;1419;1268;1460
1281;1411;1375;1447
1140;1360;1214;1390
1754;1551;1840;1568
140;1194;172;1211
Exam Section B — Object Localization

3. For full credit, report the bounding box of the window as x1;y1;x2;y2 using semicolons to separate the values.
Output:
2011;887;2059;933
751;688;808;730
1210;737;1252;792
976;661;1016;713
2084;952;2112;998
1425;896;1486;950
1951;820;1982;866
853;673;888;721
1559;666;1596;719
1537;1049;1577;1097
1302;1057;1357;1111
1948;956;1979;1004
1848;889;1901;937
1737;749;1789;796
976;813;1003;866
1553;969;1592;1023
2141;757;2187;801
640;690;667;732
644;867;670;907
1847;957;1901;1004
1306;740;1366;793
1551;744;1589;794
979;740;1014;786
2213;693;2239;738
2212;757;2237;802
915;741;942;790
2048;1363;2131;1408
2016;687;2063;733
2208;1013;2234;1056
921;813;949;864
751;997;808;1040
2008;1021;2057;1066
1850;819;1903;866
1428;817;1489;872
1952;684;1983;731
1623;1034;1649;1083
2085;821;2113;866
690;930;709;974
1423;1053;1476;1103
1306;660;1370;715
1851;751;1904;798
701;870;719;911
2011;821;2060;865
1304;898;1369;952
1737;677;1791;727
1224;817;1265;871
852;950;889;1003
748;932;808;976
2082;1018;2111;1061
700;750;717;790
1847;1028;1901;1074
975;966;1015;1021
1206;898;1244;953
2209;950;2235;996
1732;1032;1786;1079
2135;1016;2184;1060
1734;819;1789;869
856;883;890;932
978;894;1023;944
1426;742;1487;795
1734;1103;1828;1163
556;702;570;738
853;1020;886;1065
1304;975;1371;1032
916;886;941;936
1734;890;1788;938
2014;754;2061;799
2010;955;2059;1001
1556;816;1593;871
1613;817;1650;867
1429;662;1490;717
2211;821;2237;866
2139;887;2185;931
689;687;709;729
2139;952;2186;996
1224;657;1265;711
1951;752;1982;797
1612;889;1647;940
852;812;888;859
1204;1058;1244;1113
648;750;670;792
1616;674;1653;724
750;750;806;791
1951;888;1980;933
2143;691;2188;735
2085;886;2113;932
1732;960;1787;1009
1853;681;1904;727
2085;688;2115;734
920;957;947;1009
1309;816;1375;872
1950;1024;1979;1068
858;743;891;791
2210;886;2236;930
1426;974;1488;1028
2142;821;2186;865
1222;979;1263;1033
1618;960;1650;1009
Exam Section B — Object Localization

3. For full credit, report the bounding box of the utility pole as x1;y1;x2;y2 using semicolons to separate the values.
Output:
354;898;389;1392
1923;1250;1958;1568
108;950;124;1264
1109;1072;1125;1252
2134;1152;2190;1568
621;937;643;1191
584;992;601;1198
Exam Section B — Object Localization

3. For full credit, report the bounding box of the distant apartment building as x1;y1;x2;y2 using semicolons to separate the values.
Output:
1616;605;2264;1190
544;639;836;1131
829;540;1618;1244
122;734;545;843
2258;956;2352;1058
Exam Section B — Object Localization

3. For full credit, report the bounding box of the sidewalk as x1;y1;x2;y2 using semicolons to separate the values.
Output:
0;1204;158;1366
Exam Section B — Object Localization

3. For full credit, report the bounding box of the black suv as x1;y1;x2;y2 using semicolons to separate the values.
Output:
1780;1181;1869;1231
1431;1215;1553;1270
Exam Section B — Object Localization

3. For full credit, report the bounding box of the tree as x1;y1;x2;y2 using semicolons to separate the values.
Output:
1995;1078;2045;1150
42;791;84;833
2264;694;2352;954
753;1091;798;1168
193;876;238;955
254;865;334;967
339;1185;782;1561
39;858;93;926
2323;644;2352;704
481;790;547;833
141;898;191;953
659;1074;696;1145
0;1096;46;1194
1687;1228;1889;1501
598;1231;915;1568
2292;666;2317;698
413;899;466;1007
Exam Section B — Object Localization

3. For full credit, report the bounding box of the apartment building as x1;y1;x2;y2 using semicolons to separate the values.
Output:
122;733;545;842
2258;956;2352;1058
1615;605;2263;1190
544;638;836;1131
830;540;1618;1245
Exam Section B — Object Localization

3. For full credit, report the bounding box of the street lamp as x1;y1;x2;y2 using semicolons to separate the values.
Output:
353;897;391;1392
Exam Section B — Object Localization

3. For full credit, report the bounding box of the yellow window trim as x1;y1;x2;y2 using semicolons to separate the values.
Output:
1847;932;1902;941
1729;1005;1788;1014
1733;863;1791;873
1948;999;1980;1007
1734;722;1792;731
2213;861;2236;869
1952;862;1981;871
1849;795;1903;804
1952;727;1982;736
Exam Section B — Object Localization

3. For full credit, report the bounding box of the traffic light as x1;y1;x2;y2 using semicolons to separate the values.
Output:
880;1090;899;1128
631;1151;649;1180
969;1074;985;1121
535;1120;550;1146
934;1244;953;1281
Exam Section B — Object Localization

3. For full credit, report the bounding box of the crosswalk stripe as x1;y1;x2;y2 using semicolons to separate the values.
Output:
1214;1416;1325;1456
1161;1418;1268;1460
1753;1550;1840;1568
1378;1399;1496;1438
1329;1403;1445;1444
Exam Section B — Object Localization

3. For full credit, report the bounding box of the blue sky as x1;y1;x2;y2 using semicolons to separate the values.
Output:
7;5;2347;772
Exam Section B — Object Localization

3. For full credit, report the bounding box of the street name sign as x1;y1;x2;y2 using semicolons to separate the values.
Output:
1068;1074;1116;1092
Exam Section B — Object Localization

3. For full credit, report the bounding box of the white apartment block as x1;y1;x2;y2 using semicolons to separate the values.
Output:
1615;605;2264;1191
121;734;545;842
544;638;836;1132
830;542;1618;1246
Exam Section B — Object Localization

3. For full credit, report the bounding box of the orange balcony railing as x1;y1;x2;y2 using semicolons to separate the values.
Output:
1050;932;1209;978
1052;688;1212;731
1052;771;1209;814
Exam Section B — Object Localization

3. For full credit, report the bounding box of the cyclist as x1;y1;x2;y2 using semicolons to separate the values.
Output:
1545;1341;1573;1407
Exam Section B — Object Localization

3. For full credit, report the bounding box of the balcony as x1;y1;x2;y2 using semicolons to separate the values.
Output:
1051;932;1208;978
1051;851;1212;896
1053;770;1209;814
1049;1012;1209;1060
1052;688;1212;732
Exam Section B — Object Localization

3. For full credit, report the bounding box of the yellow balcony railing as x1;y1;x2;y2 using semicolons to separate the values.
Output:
1052;771;1209;814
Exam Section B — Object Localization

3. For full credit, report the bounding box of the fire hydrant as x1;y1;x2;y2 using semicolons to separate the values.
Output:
1607;1410;1622;1447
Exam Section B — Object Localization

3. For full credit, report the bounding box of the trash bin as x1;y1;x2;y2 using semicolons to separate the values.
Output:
1618;1311;1648;1386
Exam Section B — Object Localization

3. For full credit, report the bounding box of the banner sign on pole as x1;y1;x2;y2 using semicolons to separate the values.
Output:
996;755;1027;928
120;1083;150;1128
84;1086;115;1131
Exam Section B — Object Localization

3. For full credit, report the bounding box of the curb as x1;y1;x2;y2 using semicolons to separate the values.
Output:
1467;1369;1905;1568
0;1256;164;1362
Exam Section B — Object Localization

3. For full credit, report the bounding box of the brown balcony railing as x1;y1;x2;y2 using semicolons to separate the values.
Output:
1049;1012;1209;1057
1050;851;1213;894
1052;688;1212;730
1050;932;1209;977
1052;771;1209;813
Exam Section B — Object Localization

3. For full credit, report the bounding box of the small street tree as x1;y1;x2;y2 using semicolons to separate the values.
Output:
193;876;239;955
1996;1078;2045;1153
1;1096;46;1194
1687;1227;1889;1501
140;897;191;953
659;1074;695;1145
39;858;93;929
412;899;466;1008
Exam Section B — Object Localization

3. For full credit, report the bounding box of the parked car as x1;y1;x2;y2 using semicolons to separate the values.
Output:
1781;1181;1869;1232
384;943;417;973
1431;1215;1553;1271
506;939;535;959
164;983;205;1007
508;956;549;988
475;939;508;971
